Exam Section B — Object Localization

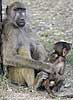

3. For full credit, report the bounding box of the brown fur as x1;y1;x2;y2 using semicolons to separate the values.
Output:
43;42;71;97
34;41;71;97
7;48;35;86
2;2;47;87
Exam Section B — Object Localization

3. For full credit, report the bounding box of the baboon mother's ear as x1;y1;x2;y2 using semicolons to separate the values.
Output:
6;5;9;15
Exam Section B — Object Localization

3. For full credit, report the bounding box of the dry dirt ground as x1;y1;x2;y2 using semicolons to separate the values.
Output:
1;0;73;99
0;63;73;100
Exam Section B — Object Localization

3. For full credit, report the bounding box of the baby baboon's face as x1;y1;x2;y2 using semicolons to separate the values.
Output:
54;41;71;56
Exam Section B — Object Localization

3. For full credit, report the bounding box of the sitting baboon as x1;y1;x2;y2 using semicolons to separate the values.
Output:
34;41;71;97
2;2;47;87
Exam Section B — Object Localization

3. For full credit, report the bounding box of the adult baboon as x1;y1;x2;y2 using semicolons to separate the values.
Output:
2;2;47;87
34;41;71;97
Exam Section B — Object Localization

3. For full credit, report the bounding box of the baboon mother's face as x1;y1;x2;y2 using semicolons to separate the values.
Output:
13;8;26;27
7;2;26;27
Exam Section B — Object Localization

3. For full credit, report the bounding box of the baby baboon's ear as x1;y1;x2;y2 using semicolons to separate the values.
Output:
69;43;72;49
66;42;72;51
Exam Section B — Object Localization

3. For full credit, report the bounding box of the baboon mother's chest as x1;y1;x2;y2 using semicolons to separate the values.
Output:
16;32;31;58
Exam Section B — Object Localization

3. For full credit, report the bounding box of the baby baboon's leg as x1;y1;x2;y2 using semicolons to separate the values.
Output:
53;76;64;92
34;71;48;90
43;79;56;98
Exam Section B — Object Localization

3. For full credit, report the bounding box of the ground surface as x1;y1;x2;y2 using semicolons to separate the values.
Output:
0;60;73;100
1;0;73;99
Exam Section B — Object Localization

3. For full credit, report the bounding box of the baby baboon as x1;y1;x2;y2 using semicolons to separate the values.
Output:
49;41;71;63
2;2;47;87
34;41;71;97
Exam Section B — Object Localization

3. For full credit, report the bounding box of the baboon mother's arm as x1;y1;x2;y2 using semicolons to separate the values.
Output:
2;27;53;73
2;36;53;73
30;40;48;61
